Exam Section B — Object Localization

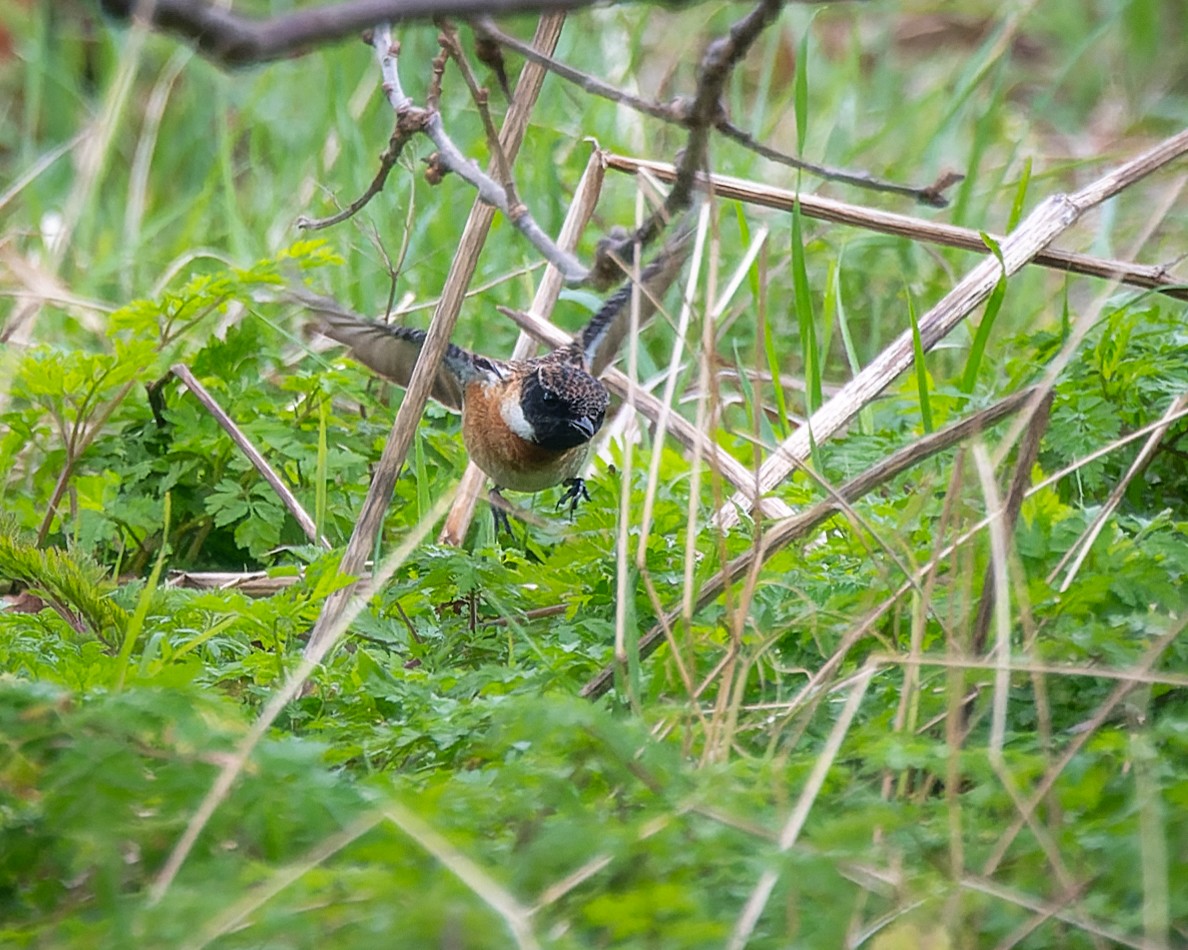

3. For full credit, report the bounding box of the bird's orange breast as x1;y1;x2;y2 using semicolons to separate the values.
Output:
461;380;590;492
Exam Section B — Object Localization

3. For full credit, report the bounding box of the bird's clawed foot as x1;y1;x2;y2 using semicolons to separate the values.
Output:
488;482;588;537
557;478;591;519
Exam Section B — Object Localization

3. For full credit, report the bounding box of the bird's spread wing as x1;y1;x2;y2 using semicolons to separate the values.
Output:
574;213;698;376
300;297;493;411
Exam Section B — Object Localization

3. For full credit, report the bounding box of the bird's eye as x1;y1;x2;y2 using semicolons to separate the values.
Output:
541;389;557;402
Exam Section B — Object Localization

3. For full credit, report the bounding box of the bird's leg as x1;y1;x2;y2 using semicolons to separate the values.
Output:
557;478;591;519
488;486;515;535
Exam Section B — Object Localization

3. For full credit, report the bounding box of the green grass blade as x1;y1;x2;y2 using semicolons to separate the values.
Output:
795;26;810;154
906;284;932;433
958;234;1008;407
315;394;329;538
113;491;171;692
1007;156;1033;231
831;249;873;435
413;427;430;524
759;255;791;440
791;201;822;416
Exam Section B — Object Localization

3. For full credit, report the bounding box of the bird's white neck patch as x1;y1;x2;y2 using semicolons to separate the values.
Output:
499;389;537;441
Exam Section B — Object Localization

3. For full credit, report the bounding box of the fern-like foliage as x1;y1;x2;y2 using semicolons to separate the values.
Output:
0;519;128;646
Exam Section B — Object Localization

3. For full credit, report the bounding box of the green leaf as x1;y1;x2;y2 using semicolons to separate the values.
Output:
958;232;1008;406
906;283;932;433
791;201;822;415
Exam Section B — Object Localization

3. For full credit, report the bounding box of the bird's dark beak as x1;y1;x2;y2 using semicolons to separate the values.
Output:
568;416;597;440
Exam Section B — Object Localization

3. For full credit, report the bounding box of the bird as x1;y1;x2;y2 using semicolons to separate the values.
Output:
301;219;695;526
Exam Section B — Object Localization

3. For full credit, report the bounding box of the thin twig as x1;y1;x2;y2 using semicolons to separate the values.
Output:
171;364;331;549
437;22;523;214
476;18;957;207
664;0;782;223
98;0;767;66
296;127;415;231
715;119;961;206
36;378;139;545
473;16;678;122
295;23;587;282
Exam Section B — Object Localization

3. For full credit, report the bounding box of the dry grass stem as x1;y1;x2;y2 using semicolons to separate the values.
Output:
581;387;1039;699
496;302;792;516
606;154;1188;302
975;445;1079;896
1050;392;1188;592
728;662;877;950
171;364;330;549
183;813;384;950
636;201;713;561
971;393;1052;652
879;654;1188;689
0;133;83;215
381;801;541;949
960;875;1162;950
981;617;1187;879
166;570;305;595
611;195;648;693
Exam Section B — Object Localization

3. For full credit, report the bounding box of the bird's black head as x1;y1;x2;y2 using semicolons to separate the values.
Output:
518;363;609;450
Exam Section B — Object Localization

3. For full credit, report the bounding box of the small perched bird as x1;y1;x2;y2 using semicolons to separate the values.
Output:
303;220;694;522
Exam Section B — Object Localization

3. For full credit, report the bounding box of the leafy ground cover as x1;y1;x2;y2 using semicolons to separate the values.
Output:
1;1;1187;947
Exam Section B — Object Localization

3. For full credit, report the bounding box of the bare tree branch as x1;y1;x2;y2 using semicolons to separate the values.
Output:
296;125;415;231
714;120;962;206
438;22;523;213
97;0;694;66
607;0;784;265
309;25;589;282
296;1;804;291
101;0;852;67
472;16;675;121
474;18;958;207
